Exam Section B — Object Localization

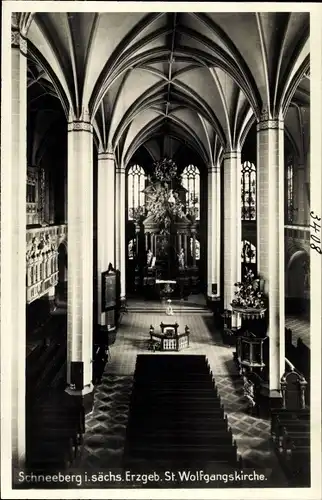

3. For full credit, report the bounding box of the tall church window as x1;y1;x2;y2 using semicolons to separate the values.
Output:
241;161;256;220
127;164;145;220
181;164;200;220
287;161;294;223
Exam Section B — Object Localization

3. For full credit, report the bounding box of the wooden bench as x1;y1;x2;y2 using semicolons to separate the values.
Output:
271;410;310;485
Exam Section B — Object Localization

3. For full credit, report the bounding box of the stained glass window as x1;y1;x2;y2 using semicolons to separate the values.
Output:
181;164;200;220
127;165;146;220
241;240;256;264
190;238;200;261
287;161;294;223
241;161;256;220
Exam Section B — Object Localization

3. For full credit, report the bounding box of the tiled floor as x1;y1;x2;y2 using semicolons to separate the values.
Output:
74;374;133;470
76;312;290;486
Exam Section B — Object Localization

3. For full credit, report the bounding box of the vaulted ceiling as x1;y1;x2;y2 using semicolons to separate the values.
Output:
24;11;310;167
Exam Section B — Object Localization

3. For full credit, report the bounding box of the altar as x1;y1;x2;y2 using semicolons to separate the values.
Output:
128;157;200;296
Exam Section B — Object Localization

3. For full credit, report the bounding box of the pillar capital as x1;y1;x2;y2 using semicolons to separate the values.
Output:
223;150;241;161
67;119;93;134
11;28;27;55
208;164;220;174
11;13;20;47
116;164;126;174
98;151;115;162
257;112;284;132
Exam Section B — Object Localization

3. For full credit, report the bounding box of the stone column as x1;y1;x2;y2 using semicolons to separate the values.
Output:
97;151;115;328
66;115;94;403
257;116;285;395
2;21;27;466
207;163;221;299
222;153;241;309
116;164;126;301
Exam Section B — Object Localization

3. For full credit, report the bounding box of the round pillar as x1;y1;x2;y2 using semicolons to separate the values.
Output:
257;116;285;393
97;151;115;328
66;115;94;398
207;163;221;300
223;152;241;308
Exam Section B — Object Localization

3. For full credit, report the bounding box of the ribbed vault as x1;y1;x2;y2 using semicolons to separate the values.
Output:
24;11;310;166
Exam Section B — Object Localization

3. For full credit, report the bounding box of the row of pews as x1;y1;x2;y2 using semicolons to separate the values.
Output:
271;409;310;486
25;314;85;473
272;327;310;487
285;328;310;402
26;315;67;402
123;354;242;485
26;392;85;472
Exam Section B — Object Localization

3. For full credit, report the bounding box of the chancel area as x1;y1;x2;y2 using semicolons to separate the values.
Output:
2;8;319;491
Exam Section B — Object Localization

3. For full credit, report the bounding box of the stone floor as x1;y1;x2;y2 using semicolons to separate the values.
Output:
76;311;290;486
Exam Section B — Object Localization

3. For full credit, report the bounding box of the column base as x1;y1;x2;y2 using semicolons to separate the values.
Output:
65;383;94;415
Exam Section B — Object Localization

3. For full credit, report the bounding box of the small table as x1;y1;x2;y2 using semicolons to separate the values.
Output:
149;322;190;351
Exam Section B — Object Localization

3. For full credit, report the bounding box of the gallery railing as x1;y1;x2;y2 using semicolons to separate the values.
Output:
26;224;67;303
